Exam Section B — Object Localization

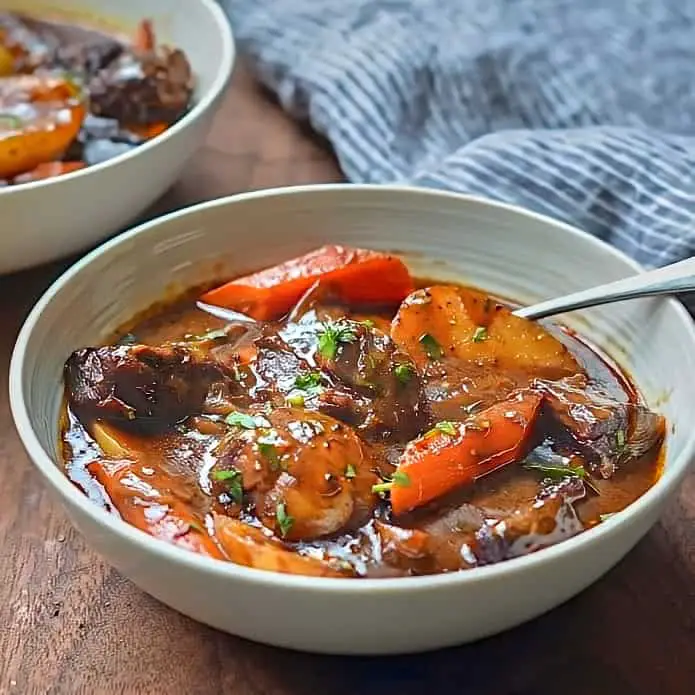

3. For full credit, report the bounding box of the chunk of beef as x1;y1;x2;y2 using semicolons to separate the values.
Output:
65;344;228;432
421;359;533;422
45;38;124;77
314;386;374;429
199;329;316;414
535;375;665;478
280;310;427;442
352;479;585;575
469;478;585;565
251;335;314;403
314;320;426;441
89;46;193;124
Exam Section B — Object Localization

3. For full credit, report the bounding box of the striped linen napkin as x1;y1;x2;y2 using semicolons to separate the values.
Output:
222;0;695;271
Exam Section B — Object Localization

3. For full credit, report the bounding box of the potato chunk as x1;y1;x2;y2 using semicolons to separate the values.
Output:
391;285;582;379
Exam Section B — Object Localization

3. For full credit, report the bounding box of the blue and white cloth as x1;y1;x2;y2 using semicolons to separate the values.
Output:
222;0;695;270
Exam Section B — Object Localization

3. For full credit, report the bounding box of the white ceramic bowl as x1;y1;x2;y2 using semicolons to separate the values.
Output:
0;0;234;274
10;185;695;655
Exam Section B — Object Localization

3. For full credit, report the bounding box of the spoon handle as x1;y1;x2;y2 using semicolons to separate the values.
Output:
514;256;695;320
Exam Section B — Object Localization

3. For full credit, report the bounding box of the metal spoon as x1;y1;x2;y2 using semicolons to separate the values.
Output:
197;256;695;324
514;256;695;320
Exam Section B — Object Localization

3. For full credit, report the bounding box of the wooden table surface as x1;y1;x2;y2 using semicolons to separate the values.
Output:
0;65;693;695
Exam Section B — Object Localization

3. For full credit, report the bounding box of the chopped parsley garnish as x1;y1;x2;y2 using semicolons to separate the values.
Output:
419;333;442;360
287;372;324;406
225;411;261;429
524;460;600;494
317;321;358;360
394;362;415;384
371;470;411;494
187;519;205;534
472;326;488;343
600;512;617;522
211;469;243;504
616;429;626;451
294;372;322;390
360;319;375;328
286;393;306;407
117;332;138;345
212;469;241;482
0;113;22;130
393;470;411;487
524;461;587;479
258;441;281;469
431;421;457;437
345;463;357;479
276;502;294;538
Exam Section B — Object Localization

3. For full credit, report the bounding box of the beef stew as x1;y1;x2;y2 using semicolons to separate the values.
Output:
60;246;665;578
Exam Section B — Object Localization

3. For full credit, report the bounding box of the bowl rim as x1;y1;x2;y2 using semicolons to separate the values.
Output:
10;183;695;593
0;0;235;195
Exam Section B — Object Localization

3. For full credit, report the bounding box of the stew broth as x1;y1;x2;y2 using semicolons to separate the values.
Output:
60;254;664;579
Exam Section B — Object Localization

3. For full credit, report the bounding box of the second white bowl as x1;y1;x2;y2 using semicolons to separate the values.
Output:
0;0;234;274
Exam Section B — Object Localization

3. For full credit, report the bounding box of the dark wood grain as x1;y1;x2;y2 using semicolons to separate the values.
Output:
0;64;693;695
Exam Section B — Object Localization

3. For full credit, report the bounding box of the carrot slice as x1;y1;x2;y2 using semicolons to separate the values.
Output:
133;19;156;52
0;75;86;179
125;121;168;140
200;245;414;321
87;458;224;559
390;392;543;515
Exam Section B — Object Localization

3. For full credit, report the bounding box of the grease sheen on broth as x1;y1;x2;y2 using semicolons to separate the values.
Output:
59;252;665;579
